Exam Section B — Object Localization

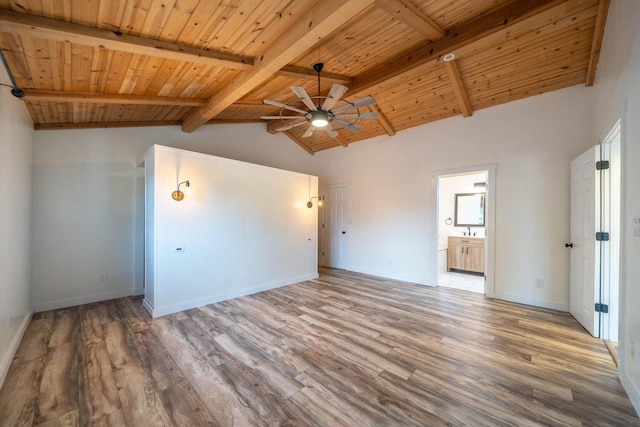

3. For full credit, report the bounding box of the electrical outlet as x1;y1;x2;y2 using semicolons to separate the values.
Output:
632;339;639;360
99;272;107;282
535;278;544;288
633;218;640;238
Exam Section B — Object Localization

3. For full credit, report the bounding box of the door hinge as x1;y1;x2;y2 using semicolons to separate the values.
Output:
596;232;610;241
596;160;610;170
595;303;609;313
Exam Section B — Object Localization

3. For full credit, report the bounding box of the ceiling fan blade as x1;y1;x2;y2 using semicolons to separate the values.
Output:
331;96;377;114
291;86;318;111
333;112;378;120
325;124;339;138
263;99;307;115
260;115;304;120
275;120;308;132
302;125;316;138
333;119;362;132
322;84;349;111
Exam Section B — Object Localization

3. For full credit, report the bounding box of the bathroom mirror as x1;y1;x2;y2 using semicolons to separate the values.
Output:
454;192;485;227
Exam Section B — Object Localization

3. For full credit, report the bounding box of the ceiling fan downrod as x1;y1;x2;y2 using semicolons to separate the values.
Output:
313;62;324;109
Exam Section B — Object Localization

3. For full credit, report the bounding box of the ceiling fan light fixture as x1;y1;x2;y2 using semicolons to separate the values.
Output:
310;110;329;127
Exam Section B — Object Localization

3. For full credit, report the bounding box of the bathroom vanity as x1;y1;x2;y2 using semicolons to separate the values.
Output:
447;236;484;273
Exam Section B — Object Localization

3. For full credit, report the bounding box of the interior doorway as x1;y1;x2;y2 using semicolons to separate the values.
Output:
434;165;497;296
319;184;350;269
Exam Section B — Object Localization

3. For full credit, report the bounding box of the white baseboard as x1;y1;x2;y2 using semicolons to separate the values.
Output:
619;369;640;417
142;298;155;317
345;265;433;287
335;267;566;311
147;272;319;318
488;291;569;312
0;308;34;387
34;288;138;312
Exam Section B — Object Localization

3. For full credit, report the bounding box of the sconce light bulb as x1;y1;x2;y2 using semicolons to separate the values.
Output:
318;199;323;207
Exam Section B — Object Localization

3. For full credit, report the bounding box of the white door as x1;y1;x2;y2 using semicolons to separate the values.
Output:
322;185;349;269
569;147;599;337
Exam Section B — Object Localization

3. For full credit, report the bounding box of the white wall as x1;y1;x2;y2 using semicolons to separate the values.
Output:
312;84;593;310
438;172;487;247
32;124;312;311
0;68;34;385
144;145;318;317
591;0;640;414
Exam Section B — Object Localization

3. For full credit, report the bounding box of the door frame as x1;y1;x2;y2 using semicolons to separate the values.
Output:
432;164;497;296
319;183;351;269
601;119;621;342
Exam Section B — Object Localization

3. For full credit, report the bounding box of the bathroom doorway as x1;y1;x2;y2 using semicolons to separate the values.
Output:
434;165;496;295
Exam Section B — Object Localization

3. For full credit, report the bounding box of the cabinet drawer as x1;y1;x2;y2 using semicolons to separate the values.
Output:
448;236;484;247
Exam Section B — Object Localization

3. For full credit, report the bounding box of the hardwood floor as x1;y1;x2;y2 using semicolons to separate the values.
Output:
1;268;638;426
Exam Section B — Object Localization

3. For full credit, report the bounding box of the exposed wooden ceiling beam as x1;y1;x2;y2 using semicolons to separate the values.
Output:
21;89;208;106
375;0;445;41
585;0;610;87
33;118;262;131
181;0;375;133
207;119;265;125
282;131;315;155
0;9;252;70
444;59;473;117
350;0;566;97
370;104;396;136
334;135;349;148
277;65;353;85
34;120;182;130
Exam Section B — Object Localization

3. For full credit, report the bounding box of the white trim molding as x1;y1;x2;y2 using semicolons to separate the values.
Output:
0;309;33;387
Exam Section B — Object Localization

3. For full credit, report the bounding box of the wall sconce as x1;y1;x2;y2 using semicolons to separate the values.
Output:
172;180;190;201
307;196;323;208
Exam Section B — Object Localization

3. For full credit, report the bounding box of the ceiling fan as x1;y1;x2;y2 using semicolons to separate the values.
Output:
261;63;378;138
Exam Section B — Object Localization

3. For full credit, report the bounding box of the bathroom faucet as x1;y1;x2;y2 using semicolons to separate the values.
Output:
467;226;471;236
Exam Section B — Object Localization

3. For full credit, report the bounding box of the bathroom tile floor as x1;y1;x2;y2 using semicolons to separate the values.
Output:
438;271;484;293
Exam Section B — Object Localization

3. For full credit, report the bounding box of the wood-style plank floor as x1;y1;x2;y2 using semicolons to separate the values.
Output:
1;268;638;426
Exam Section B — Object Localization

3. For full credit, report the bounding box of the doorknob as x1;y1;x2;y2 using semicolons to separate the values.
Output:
342;231;346;234
565;243;573;248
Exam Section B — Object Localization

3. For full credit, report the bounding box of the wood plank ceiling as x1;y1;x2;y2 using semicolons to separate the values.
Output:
0;0;609;154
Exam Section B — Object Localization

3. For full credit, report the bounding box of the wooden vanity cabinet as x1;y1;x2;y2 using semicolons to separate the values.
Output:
447;236;484;273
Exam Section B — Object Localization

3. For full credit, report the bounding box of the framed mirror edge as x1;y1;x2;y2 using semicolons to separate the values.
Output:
454;192;486;227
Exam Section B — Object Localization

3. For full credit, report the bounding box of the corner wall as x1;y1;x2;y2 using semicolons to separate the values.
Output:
312;84;593;310
144;145;319;316
591;0;640;414
0;68;34;385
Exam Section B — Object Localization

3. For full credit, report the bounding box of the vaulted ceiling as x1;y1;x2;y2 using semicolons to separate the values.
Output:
0;0;608;154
